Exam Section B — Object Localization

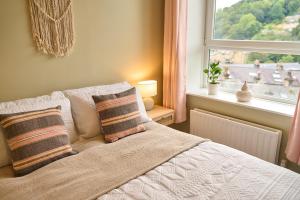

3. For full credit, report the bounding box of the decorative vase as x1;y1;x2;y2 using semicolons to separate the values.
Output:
208;83;218;95
236;81;252;102
143;97;154;111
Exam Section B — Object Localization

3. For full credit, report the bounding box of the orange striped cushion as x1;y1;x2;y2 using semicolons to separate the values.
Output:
0;106;75;176
92;88;146;143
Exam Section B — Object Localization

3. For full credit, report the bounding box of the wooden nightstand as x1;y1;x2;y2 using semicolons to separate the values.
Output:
147;105;175;126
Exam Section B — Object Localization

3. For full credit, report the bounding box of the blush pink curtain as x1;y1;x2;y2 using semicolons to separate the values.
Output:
286;93;300;165
163;0;188;123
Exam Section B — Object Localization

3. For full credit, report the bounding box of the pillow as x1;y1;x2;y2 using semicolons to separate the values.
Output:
0;106;75;176
64;82;150;139
92;87;146;143
0;91;78;168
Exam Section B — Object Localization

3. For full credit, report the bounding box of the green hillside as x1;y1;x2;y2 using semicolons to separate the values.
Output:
214;0;300;63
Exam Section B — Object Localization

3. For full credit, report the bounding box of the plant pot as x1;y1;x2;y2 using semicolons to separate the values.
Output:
208;83;218;95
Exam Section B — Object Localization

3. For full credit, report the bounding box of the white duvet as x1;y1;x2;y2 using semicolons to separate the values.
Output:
98;141;300;200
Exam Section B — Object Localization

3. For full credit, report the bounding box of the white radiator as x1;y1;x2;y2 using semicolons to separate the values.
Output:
190;109;282;164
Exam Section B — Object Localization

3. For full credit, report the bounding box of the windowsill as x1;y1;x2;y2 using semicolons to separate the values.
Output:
187;88;295;118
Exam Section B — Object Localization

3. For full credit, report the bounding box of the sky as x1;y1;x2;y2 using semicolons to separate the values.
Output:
216;0;241;10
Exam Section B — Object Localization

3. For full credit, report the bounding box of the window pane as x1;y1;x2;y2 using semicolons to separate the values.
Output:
214;0;300;41
209;49;300;103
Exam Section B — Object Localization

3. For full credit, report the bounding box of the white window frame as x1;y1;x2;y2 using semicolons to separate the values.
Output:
203;0;300;104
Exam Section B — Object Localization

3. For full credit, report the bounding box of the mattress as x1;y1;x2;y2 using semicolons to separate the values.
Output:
0;122;299;200
99;141;300;200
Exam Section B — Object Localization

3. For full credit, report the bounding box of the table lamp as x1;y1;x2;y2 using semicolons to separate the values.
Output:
137;80;157;111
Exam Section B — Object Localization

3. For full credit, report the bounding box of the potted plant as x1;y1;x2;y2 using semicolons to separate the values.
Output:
203;61;222;95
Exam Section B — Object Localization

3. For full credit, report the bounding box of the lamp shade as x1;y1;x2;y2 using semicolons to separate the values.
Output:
137;80;157;98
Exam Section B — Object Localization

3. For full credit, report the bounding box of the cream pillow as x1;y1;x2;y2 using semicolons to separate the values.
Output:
0;92;78;168
64;82;150;139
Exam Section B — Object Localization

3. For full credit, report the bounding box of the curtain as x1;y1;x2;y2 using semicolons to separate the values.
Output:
163;0;188;123
286;93;300;165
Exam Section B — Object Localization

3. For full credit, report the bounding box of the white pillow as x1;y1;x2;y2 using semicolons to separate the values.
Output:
0;92;78;168
64;82;150;139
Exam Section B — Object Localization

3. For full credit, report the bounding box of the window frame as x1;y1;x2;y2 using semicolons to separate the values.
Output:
205;0;300;55
202;0;300;104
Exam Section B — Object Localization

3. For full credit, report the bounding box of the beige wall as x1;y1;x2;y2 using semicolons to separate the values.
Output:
187;0;206;91
0;0;164;103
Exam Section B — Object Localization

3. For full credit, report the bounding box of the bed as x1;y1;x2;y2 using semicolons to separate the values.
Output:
0;82;299;200
0;121;299;200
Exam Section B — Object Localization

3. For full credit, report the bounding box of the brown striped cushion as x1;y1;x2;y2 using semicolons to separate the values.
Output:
92;87;146;143
0;106;75;176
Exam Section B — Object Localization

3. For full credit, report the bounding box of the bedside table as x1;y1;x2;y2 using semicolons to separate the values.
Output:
147;106;175;126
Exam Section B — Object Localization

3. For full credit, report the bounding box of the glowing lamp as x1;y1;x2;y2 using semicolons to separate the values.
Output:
137;80;157;111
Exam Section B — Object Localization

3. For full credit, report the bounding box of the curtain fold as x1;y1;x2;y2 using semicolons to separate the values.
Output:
286;93;300;165
163;0;188;123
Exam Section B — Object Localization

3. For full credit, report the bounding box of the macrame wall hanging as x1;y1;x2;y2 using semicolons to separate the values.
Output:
28;0;75;57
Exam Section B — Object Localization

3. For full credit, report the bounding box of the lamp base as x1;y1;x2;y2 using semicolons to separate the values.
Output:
143;97;154;111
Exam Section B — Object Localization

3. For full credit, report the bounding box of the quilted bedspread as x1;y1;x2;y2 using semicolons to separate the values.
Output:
99;141;300;200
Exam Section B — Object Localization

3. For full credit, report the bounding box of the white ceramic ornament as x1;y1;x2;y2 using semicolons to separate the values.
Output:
236;81;252;102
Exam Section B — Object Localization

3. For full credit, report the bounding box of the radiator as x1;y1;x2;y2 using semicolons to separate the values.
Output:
190;109;282;164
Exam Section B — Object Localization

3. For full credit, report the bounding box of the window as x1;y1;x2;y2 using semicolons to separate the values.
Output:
205;0;300;103
210;49;300;102
214;0;300;41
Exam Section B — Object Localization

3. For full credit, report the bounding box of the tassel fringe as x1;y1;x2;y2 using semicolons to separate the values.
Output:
28;0;75;57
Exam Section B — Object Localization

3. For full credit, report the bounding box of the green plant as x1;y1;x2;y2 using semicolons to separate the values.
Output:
203;61;222;84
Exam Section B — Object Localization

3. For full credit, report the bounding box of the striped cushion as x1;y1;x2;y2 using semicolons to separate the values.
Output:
0;106;75;176
92;87;146;143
